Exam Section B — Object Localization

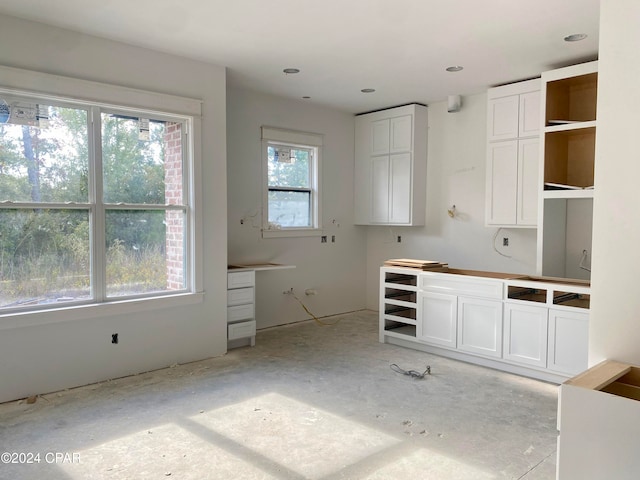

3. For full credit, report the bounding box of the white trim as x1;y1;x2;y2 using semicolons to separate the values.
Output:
262;228;323;238
0;64;202;117
0;67;202;317
261;126;323;146
0;293;204;331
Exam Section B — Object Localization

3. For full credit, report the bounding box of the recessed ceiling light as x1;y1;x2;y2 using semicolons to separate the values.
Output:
446;66;464;72
361;88;376;93
283;68;300;74
564;33;588;42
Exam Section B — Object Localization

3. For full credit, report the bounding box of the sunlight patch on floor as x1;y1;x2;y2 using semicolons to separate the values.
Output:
60;421;280;480
363;447;496;480
191;392;400;479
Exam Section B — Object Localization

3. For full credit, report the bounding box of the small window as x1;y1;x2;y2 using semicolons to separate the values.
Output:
261;127;322;236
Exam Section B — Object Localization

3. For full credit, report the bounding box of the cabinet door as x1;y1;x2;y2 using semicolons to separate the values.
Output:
517;138;539;226
486;140;518;225
488;95;519;141
371;119;390;155
390;115;412;153
389;153;411;224
503;303;548;367
418;291;457;348
457;297;503;358
547;309;589;375
518;90;541;138
371;156;390;223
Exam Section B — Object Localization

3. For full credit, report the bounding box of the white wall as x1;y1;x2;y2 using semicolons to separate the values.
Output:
365;93;538;308
589;0;640;366
226;88;367;328
0;15;228;403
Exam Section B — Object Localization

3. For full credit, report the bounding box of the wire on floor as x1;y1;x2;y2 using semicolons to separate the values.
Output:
390;363;431;379
290;292;340;326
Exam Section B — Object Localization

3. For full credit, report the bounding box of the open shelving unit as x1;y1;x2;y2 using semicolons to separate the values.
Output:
537;61;597;280
379;269;418;341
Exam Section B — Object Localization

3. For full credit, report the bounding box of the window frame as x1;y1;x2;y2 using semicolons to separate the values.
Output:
0;66;203;322
261;126;322;238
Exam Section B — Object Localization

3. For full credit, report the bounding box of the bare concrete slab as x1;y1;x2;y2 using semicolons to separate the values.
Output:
0;310;558;479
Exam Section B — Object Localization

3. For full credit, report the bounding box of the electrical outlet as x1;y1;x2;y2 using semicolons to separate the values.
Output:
331;235;335;243
321;236;327;243
397;236;402;243
112;333;119;344
503;237;509;247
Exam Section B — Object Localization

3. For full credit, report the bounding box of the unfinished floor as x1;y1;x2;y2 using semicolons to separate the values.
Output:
0;310;558;479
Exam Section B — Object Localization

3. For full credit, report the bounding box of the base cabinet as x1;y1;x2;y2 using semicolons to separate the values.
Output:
417;291;457;348
457;297;503;358
547;308;589;375
379;267;589;383
503;302;548;368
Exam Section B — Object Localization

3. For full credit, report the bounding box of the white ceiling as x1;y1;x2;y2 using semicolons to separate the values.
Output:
0;0;600;114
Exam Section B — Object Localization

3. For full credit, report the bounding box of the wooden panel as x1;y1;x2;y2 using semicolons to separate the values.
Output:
564;360;630;389
566;132;596;187
545;72;598;123
544;128;595;187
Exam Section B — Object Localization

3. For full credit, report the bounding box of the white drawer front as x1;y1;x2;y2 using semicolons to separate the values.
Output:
227;270;255;289
227;304;254;322
228;320;256;340
227;287;254;306
419;274;503;299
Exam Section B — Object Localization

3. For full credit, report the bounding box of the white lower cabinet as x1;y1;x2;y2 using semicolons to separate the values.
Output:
417;291;457;348
503;302;548;368
547;308;589;375
457;297;503;358
227;270;256;347
380;267;590;383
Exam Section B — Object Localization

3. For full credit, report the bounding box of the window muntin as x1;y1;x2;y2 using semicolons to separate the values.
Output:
0;93;191;312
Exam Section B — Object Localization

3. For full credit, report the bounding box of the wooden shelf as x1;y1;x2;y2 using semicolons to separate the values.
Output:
544;126;596;189
543;189;594;200
545;71;598;124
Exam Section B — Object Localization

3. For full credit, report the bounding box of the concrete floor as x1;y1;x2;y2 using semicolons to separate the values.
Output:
0;310;559;479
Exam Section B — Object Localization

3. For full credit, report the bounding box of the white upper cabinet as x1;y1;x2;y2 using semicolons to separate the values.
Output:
486;78;541;228
354;104;427;226
519;90;541;137
488;95;520;141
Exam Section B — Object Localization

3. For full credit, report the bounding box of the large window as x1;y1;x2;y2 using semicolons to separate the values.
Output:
261;127;322;236
0;93;192;312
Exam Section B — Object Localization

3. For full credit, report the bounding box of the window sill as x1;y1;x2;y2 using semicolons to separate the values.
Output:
261;228;323;239
0;292;204;331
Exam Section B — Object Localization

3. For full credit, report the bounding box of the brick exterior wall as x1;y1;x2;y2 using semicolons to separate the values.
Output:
164;122;184;290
